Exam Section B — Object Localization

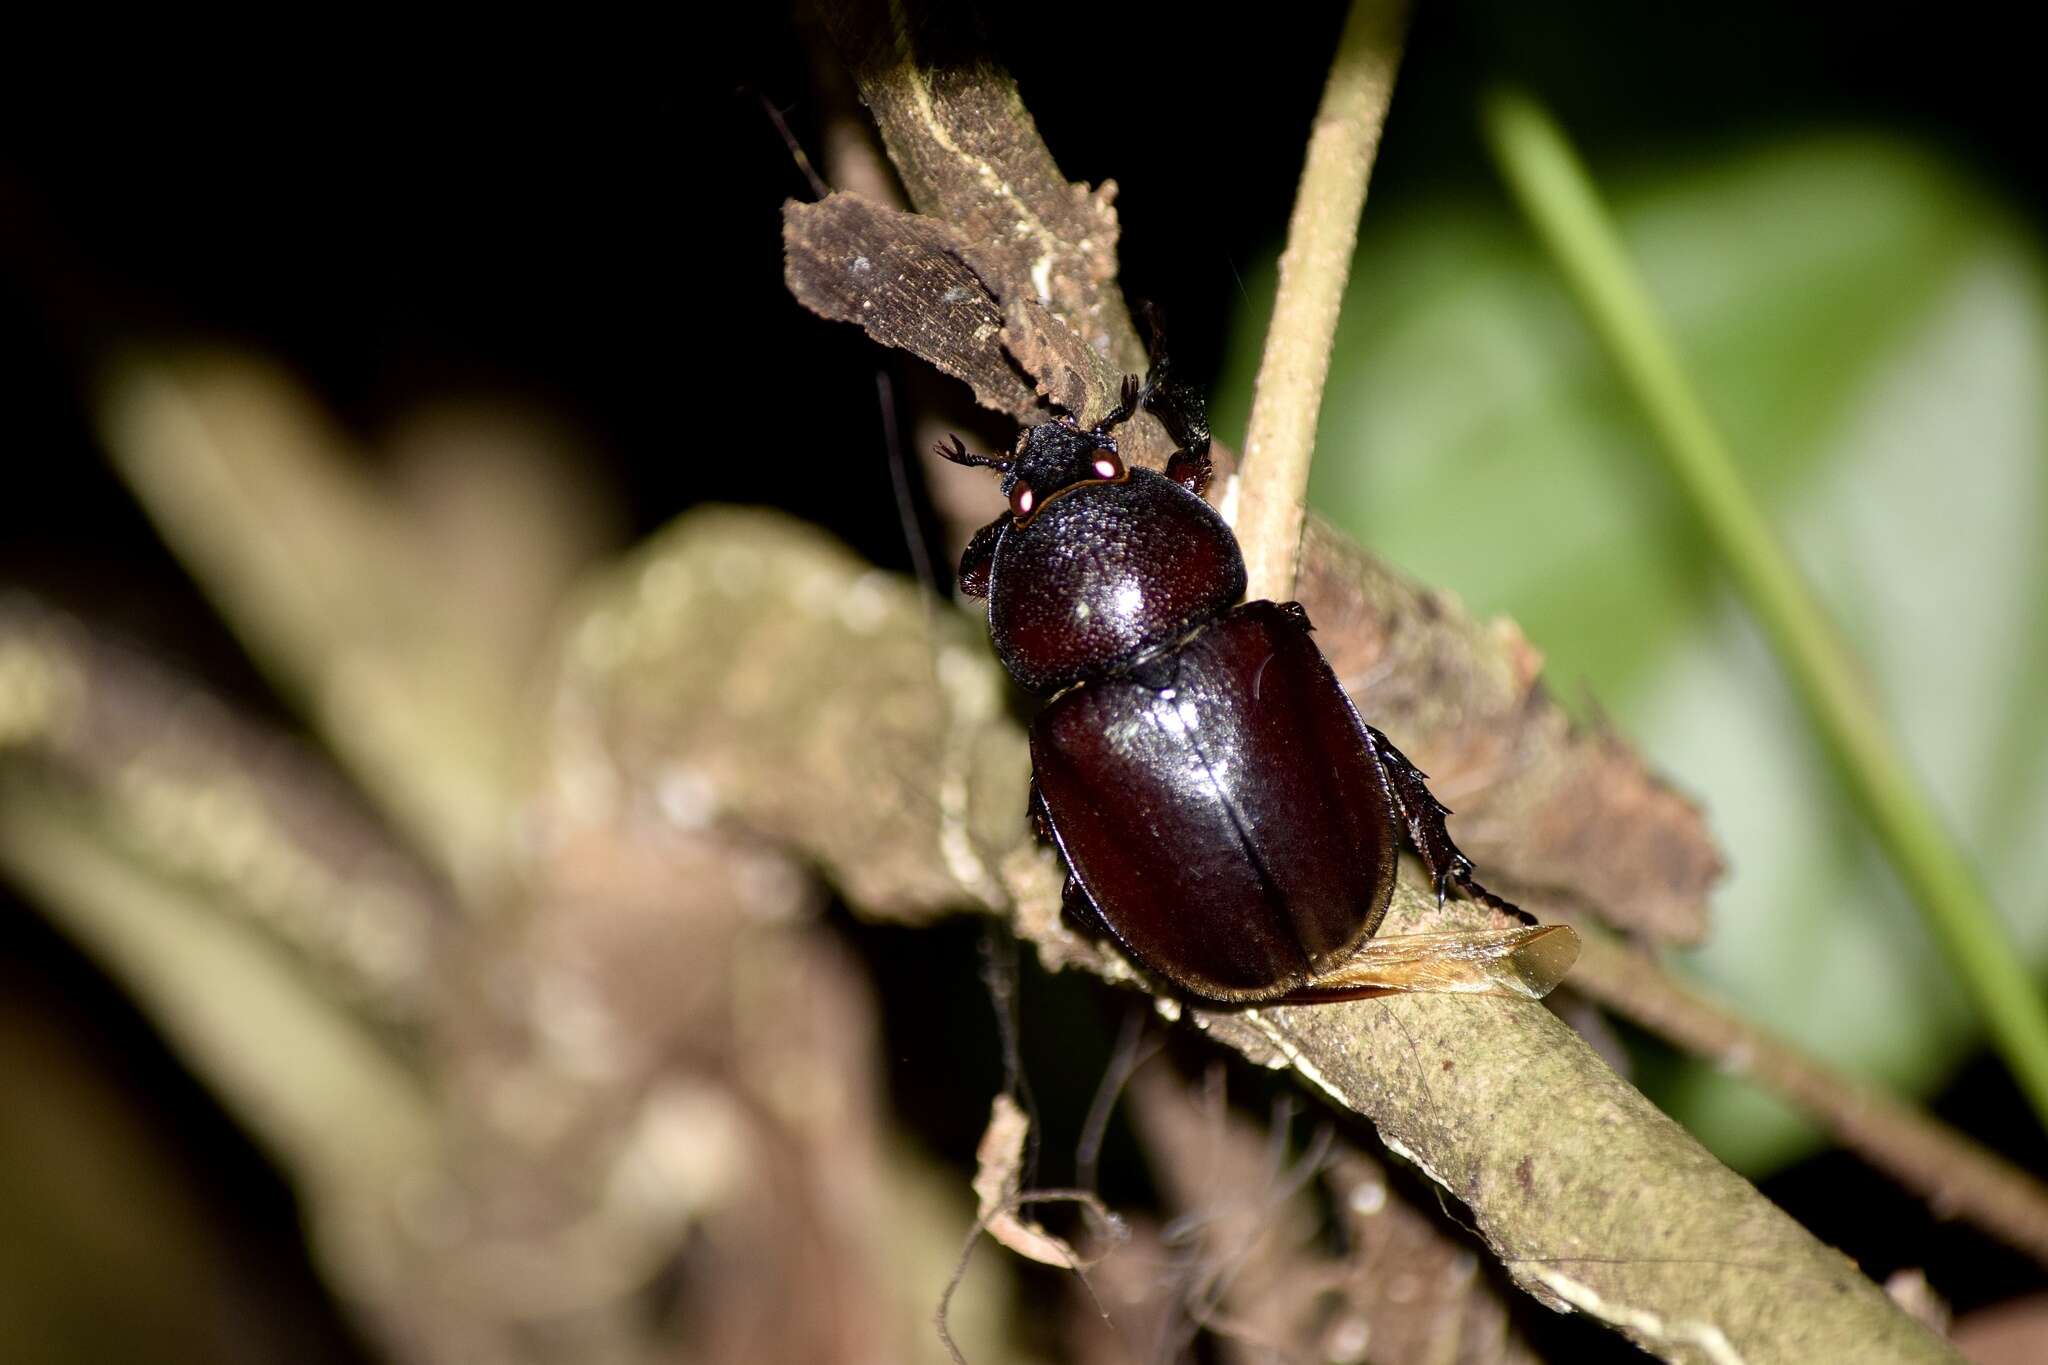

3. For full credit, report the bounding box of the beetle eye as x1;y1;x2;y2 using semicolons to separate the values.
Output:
1090;450;1125;482
1010;480;1037;520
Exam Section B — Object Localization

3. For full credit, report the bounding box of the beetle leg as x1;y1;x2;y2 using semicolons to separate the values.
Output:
957;514;1009;598
1091;310;1216;496
1095;372;1144;432
1093;301;1174;434
1027;776;1054;844
1147;381;1213;492
1030;778;1112;938
1364;725;1537;926
1136;342;1216;498
1165;446;1212;498
1059;872;1112;940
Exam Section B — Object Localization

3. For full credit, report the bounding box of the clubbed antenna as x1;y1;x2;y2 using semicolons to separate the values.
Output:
934;433;1010;472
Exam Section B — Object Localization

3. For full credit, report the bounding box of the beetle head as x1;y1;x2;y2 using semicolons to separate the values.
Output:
936;412;1127;527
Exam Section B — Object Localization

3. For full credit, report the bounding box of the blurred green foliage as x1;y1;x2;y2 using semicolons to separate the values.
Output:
1215;134;2048;1173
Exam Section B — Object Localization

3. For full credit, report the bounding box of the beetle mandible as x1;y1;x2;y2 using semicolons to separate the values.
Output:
938;338;1578;1005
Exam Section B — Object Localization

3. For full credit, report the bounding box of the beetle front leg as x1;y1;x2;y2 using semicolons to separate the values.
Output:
1364;725;1537;926
1164;445;1214;499
1096;314;1215;497
1146;363;1213;498
957;514;1008;598
1094;372;1145;432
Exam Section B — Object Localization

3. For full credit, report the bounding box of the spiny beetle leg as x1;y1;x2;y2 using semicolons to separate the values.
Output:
1032;778;1111;940
1147;379;1210;460
1095;373;1144;433
1144;372;1212;497
1365;725;1537;926
1165;447;1212;498
1120;306;1215;497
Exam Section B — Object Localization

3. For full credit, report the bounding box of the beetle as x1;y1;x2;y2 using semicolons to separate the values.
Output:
937;344;1578;1005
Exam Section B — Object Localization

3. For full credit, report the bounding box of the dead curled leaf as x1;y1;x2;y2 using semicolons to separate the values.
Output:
782;194;1038;418
970;1094;1091;1269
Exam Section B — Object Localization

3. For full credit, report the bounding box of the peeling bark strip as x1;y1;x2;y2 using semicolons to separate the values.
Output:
779;191;1141;447
555;508;1954;1363
783;193;1040;418
815;0;1183;458
825;3;1136;346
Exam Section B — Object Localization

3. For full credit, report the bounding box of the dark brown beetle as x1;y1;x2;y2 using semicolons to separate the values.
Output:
940;342;1577;1005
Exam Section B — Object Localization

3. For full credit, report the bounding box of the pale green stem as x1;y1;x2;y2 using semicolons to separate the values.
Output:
1236;0;1408;602
1481;87;2048;1130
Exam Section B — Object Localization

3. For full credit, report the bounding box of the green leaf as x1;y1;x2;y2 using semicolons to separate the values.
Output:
1215;135;2048;1172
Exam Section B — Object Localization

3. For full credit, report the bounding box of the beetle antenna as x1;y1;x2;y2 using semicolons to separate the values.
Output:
934;432;1010;471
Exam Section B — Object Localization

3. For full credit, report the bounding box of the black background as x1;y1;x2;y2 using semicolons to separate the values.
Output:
3;6;2044;1359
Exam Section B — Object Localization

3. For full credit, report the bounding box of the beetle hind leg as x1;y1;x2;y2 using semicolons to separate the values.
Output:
1365;726;1537;927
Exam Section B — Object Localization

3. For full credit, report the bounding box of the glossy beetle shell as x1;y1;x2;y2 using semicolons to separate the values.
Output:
1031;600;1401;1002
988;468;1245;696
939;346;1543;1006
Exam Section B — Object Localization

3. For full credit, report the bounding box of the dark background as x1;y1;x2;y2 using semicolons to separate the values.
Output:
4;5;2043;1359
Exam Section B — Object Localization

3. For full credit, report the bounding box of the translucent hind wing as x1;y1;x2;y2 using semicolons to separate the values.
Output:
1292;925;1581;1003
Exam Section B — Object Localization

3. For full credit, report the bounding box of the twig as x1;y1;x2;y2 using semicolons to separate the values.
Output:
1480;87;2048;1134
1570;927;2048;1270
1235;0;1409;602
577;507;1955;1363
820;0;1165;459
